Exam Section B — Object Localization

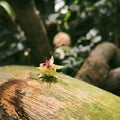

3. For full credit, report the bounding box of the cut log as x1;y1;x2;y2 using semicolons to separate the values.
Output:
0;65;120;120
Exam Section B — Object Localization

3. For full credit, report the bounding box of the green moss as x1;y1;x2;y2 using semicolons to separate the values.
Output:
82;103;112;120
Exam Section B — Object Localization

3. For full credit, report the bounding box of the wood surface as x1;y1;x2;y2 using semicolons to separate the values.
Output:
0;65;120;120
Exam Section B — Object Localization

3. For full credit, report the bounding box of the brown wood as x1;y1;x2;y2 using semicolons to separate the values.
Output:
0;65;120;120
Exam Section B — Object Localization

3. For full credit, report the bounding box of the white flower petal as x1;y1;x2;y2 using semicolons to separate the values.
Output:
50;56;54;64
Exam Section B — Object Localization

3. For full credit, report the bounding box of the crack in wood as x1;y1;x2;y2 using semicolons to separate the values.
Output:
0;79;29;120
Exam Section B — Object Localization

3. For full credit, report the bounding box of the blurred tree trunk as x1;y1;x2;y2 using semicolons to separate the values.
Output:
34;0;57;45
7;0;51;65
35;0;55;16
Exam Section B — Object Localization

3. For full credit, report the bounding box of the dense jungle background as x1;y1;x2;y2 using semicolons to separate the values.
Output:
0;0;120;77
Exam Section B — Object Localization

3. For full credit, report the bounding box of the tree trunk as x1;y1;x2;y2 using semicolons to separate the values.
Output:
0;65;120;120
7;0;51;65
35;0;55;16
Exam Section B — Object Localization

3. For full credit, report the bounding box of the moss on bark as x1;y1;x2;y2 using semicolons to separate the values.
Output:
0;65;120;120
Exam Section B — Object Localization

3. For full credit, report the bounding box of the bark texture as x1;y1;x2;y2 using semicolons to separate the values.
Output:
0;65;120;120
7;0;51;65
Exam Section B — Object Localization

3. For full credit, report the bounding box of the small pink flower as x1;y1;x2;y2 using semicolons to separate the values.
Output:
38;56;63;77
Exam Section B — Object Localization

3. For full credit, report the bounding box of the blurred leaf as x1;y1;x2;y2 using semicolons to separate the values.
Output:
63;11;71;22
0;1;15;17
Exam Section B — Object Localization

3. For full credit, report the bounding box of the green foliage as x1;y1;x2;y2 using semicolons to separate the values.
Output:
0;1;15;17
54;28;101;76
40;75;57;84
54;0;120;76
0;0;120;76
56;0;120;44
0;1;27;65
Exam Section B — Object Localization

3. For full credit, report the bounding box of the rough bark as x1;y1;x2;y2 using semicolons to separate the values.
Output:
0;65;120;120
7;0;51;65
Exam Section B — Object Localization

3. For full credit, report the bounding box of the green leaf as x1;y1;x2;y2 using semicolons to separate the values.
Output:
63;11;71;22
56;65;64;70
0;1;15;17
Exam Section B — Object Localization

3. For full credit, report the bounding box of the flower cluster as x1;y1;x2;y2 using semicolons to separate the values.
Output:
38;56;63;83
